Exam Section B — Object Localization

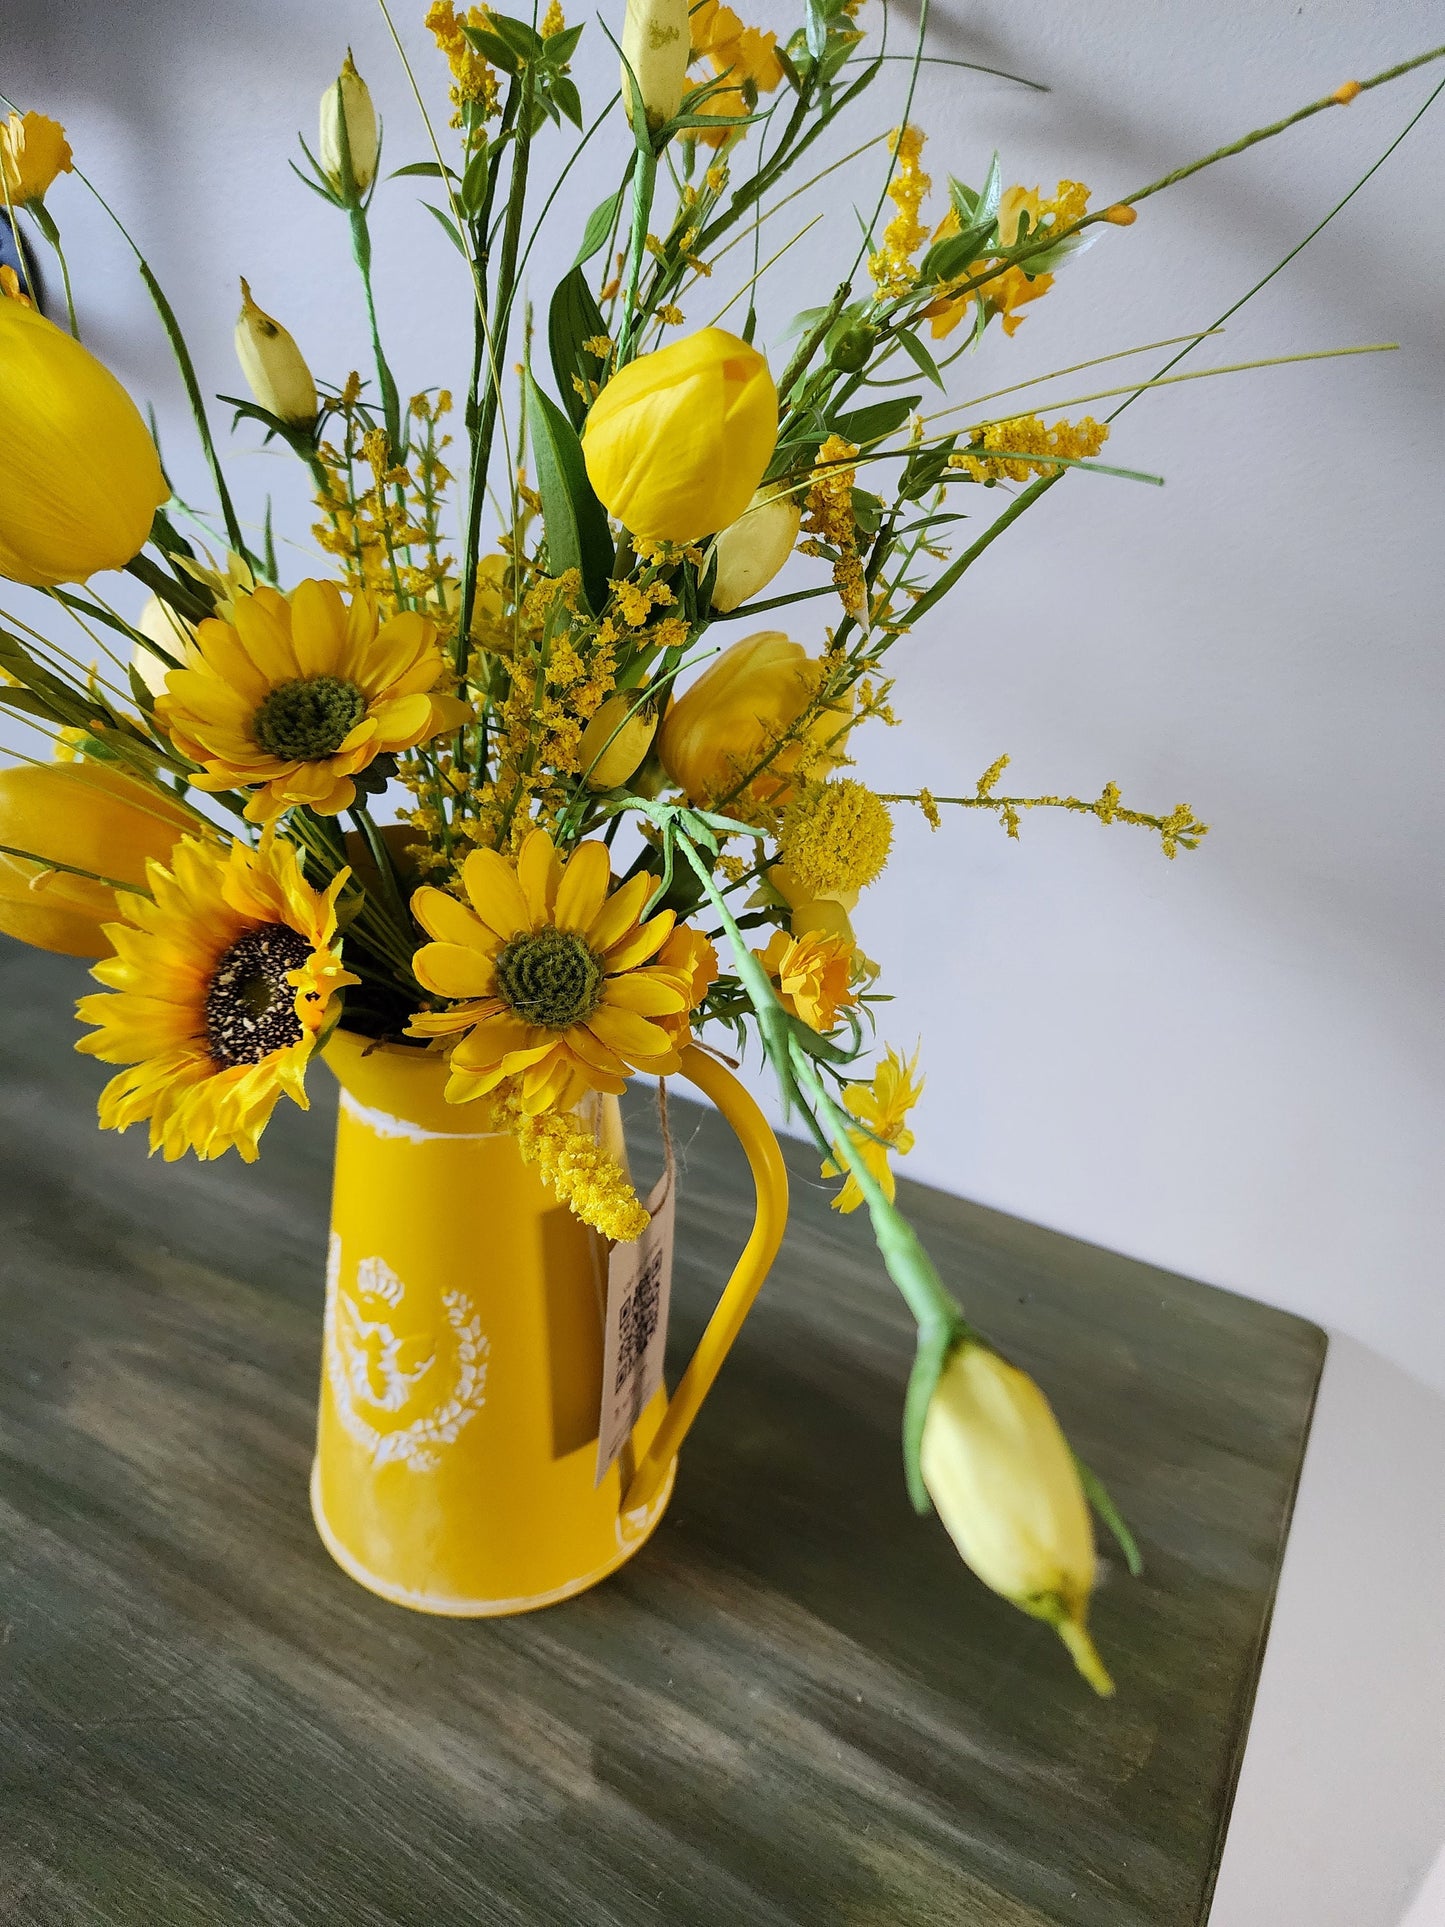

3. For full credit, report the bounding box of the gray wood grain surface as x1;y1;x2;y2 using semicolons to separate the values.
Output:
0;937;1324;1926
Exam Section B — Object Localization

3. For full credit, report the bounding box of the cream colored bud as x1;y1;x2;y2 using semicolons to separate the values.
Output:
921;1341;1114;1695
710;487;801;613
132;594;192;697
320;50;379;197
235;279;317;427
621;0;689;131
579;693;658;791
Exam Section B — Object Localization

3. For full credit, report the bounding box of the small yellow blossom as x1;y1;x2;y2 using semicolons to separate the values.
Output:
801;434;865;615
951;413;1108;485
929;181;1091;341
494;1085;651;1241
426;0;502;125
686;0;784;147
869;125;931;295
0;112;72;206
541;0;567;34
822;1046;923;1212
754;927;857;1033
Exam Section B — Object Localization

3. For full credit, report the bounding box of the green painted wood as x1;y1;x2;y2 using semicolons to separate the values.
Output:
0;937;1324;1926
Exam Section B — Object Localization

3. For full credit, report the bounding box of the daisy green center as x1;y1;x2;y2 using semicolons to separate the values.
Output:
204;922;313;1068
495;925;605;1030
251;675;367;763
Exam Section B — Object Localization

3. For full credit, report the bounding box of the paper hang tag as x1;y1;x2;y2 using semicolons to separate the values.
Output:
594;1111;676;1489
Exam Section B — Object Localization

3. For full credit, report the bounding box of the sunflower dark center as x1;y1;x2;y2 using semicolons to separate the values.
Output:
205;923;313;1068
251;675;367;762
495;925;605;1030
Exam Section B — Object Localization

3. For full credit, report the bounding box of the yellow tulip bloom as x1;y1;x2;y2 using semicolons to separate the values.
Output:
656;630;847;813
921;1342;1114;1694
577;693;657;790
582;328;777;544
0;297;166;588
709;486;801;613
0;761;197;957
0;111;72;206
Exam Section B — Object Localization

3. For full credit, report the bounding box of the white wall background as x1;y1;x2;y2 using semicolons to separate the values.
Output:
4;3;1443;1921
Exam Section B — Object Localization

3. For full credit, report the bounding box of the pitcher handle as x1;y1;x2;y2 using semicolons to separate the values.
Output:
619;1043;789;1517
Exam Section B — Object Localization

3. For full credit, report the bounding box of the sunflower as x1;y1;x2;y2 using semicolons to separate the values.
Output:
407;827;712;1112
155;578;469;824
75;834;357;1162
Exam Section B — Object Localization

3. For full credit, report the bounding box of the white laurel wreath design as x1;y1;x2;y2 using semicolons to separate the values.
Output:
324;1233;488;1472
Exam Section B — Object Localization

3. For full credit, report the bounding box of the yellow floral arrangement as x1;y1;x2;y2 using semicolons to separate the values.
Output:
1;6;1438;1687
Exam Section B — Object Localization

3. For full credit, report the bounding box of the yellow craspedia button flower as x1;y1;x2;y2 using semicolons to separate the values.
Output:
581;327;777;545
0;295;167;588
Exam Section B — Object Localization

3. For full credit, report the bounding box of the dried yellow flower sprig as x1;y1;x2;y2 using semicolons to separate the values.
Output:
885;755;1209;859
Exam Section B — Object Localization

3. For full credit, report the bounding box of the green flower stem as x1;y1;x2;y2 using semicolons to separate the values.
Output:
622;799;972;1511
0;842;149;897
347;201;403;456
27;200;79;338
348;803;412;934
615;142;659;366
459;76;530;671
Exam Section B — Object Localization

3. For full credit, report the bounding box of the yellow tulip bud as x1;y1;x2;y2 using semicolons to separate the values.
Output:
235;279;317;427
582;327;778;544
621;0;689;130
0;111;72;206
320;51;379;196
710;486;801;613
657;630;848;813
132;594;193;698
0;297;166;589
0;761;195;956
578;693;658;790
921;1342;1114;1695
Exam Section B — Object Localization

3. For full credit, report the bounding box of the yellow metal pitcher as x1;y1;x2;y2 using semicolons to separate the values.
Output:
311;1029;789;1615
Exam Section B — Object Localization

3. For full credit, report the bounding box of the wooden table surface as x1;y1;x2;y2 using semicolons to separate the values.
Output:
0;938;1325;1927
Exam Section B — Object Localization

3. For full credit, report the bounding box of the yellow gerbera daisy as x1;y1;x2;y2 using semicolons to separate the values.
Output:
75;834;357;1162
155;578;470;824
407;827;710;1112
822;1046;924;1212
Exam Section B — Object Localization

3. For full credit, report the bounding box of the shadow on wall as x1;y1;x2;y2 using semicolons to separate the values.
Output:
1209;1333;1445;1927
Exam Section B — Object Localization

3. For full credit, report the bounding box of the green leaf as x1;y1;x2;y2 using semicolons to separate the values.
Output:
422;201;468;256
976;151;1003;227
482;12;543;59
461;25;521;72
544;22;584;60
1073;1453;1144;1576
548;265;610;430
0;686;65;725
832;396;919;446
549;74;584;129
574;177;630;266
893;328;946;390
524;373;613;614
459;141;491;219
389;160;455;182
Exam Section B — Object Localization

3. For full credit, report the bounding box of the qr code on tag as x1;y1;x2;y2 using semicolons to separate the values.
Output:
615;1249;663;1391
